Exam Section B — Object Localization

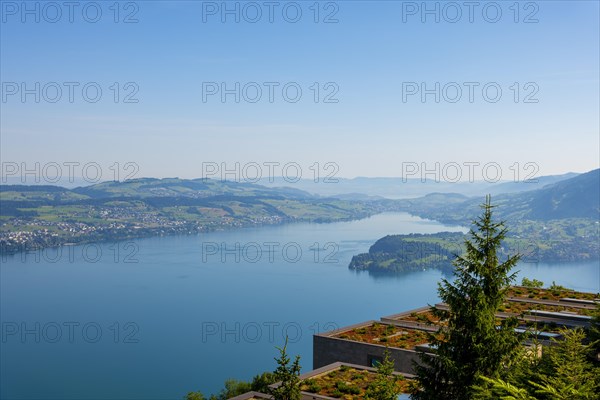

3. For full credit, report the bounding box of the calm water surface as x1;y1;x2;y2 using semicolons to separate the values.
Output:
1;213;598;399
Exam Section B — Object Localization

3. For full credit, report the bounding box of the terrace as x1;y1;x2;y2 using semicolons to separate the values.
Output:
333;322;440;350
313;321;435;373
506;286;600;303
381;307;443;330
383;294;595;331
384;306;575;337
317;287;598;372
284;362;414;400
232;362;416;400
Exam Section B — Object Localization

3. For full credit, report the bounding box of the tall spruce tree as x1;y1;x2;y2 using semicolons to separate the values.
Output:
364;349;402;400
267;337;301;400
412;195;522;400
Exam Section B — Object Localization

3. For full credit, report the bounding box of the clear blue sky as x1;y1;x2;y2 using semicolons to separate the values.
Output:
1;0;599;180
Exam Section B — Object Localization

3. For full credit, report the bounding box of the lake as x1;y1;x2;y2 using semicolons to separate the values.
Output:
1;213;598;399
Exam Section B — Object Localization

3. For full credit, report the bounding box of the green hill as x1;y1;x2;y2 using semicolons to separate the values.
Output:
0;179;377;254
392;169;600;224
351;170;600;271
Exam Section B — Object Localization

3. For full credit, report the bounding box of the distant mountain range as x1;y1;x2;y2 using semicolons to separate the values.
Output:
1;169;598;258
258;171;581;199
75;177;316;200
3;171;580;199
348;169;600;271
393;169;599;223
513;169;600;220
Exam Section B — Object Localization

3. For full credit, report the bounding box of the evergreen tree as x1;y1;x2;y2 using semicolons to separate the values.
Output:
214;379;252;400
412;196;522;400
530;328;599;399
250;372;277;393
590;303;600;356
473;328;600;400
364;349;402;400
184;392;206;400
267;337;302;400
475;376;536;400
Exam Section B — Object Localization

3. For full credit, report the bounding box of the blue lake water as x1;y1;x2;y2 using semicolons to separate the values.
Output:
1;212;598;399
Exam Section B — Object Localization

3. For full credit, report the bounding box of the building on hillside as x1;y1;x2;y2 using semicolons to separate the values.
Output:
232;286;598;399
314;286;598;373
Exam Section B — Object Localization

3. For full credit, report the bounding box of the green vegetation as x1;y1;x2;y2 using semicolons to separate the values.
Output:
185;376;269;400
521;278;544;288
0;179;379;254
267;337;302;400
348;218;599;272
185;392;207;400
506;285;599;302
348;232;464;273
410;198;600;399
413;196;522;399
395;169;599;222
372;170;600;265
590;304;600;356
183;197;600;400
473;328;600;399
195;379;251;400
4;170;599;261
299;363;411;399
364;349;403;400
335;323;439;349
185;338;301;400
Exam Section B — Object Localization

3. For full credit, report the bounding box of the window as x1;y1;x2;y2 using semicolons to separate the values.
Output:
368;354;383;367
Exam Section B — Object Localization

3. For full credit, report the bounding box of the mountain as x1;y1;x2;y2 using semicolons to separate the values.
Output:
3;171;598;257
516;169;600;220
487;172;580;195
393;169;599;223
258;172;580;199
0;178;383;254
348;170;600;271
70;177;315;200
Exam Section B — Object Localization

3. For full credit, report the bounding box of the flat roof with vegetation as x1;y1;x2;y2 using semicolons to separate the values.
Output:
331;322;440;350
298;362;414;399
383;286;598;326
506;286;599;302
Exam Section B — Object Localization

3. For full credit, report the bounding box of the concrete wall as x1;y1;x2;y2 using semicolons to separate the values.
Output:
313;334;421;374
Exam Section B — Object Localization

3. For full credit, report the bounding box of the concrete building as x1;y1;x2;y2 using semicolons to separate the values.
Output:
232;286;598;399
313;286;598;373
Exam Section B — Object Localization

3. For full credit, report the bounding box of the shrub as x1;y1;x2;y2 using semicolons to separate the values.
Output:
304;379;322;393
521;278;544;288
549;281;569;291
336;381;360;395
351;372;365;380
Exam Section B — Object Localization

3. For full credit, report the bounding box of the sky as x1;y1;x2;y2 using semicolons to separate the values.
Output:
1;0;599;182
